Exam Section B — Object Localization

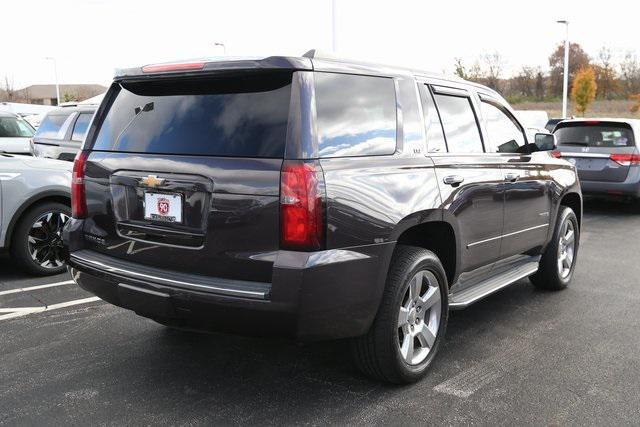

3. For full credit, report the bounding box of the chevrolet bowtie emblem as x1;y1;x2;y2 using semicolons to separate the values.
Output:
140;175;165;188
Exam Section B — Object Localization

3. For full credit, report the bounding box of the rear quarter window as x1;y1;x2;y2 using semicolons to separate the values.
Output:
35;113;73;140
315;72;397;158
71;112;94;142
91;73;292;157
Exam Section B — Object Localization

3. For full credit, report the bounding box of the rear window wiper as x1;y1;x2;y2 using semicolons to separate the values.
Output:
113;102;154;150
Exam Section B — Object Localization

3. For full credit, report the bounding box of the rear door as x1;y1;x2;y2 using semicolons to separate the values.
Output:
478;95;552;257
554;121;638;183
81;71;294;283
421;84;504;273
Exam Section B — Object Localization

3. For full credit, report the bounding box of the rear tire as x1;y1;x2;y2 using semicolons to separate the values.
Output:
351;245;449;384
10;201;70;276
530;206;579;290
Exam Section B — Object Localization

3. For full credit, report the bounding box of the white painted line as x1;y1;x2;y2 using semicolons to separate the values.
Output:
0;280;75;296
0;296;101;321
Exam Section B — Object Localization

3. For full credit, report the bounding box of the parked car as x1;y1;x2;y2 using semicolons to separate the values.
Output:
0;112;36;155
0;153;71;275
63;53;582;384
545;118;565;132
553;118;640;201
32;105;97;161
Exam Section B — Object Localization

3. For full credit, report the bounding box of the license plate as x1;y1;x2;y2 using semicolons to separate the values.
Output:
144;192;183;223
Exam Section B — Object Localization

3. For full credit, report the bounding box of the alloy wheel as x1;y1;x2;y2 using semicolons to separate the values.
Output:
397;270;442;365
557;219;576;279
26;211;69;269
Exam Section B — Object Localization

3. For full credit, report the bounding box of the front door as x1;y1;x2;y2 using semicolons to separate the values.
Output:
478;96;552;258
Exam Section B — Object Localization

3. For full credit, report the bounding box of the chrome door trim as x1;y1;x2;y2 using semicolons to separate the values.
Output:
558;152;609;158
467;223;549;248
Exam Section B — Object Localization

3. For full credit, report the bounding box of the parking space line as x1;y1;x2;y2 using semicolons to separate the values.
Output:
0;280;75;296
0;296;100;321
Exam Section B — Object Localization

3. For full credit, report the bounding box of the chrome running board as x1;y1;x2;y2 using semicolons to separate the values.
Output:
449;256;539;309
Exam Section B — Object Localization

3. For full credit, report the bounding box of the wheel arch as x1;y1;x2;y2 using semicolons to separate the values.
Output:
5;190;71;249
559;192;582;228
391;212;460;287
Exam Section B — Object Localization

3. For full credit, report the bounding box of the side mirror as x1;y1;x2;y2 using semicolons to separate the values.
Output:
534;133;556;151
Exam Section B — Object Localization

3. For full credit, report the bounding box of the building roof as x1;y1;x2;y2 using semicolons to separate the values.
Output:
14;84;107;100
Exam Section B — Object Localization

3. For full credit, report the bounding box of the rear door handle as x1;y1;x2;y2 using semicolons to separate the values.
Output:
504;172;519;182
443;175;465;186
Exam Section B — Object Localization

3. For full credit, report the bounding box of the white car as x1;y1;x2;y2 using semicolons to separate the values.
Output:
0;111;36;155
0;154;71;275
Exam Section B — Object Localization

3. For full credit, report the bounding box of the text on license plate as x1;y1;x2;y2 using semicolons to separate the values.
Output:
144;192;183;223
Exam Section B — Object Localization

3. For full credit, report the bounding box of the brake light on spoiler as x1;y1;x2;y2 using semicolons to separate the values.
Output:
142;61;206;73
610;153;640;166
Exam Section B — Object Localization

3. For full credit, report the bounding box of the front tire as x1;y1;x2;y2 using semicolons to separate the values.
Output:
351;245;449;384
10;201;70;276
530;206;579;290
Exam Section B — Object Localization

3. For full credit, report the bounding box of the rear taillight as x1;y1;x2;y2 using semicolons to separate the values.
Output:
71;150;89;218
280;160;325;251
551;150;562;158
610;153;640;166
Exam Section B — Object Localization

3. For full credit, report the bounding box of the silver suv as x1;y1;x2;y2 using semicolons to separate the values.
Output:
0;154;71;275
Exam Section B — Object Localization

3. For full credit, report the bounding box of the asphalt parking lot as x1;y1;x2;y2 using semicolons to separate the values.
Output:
1;199;639;425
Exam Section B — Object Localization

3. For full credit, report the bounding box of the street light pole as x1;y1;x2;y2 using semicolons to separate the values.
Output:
331;0;337;52
45;57;60;106
557;20;570;118
214;42;226;55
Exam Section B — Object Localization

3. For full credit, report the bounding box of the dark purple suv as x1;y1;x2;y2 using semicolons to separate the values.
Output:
63;52;582;383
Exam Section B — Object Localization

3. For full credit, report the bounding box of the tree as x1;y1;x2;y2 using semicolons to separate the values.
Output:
1;76;15;101
454;58;468;79
549;42;590;98
631;94;640;114
593;47;619;99
481;52;504;91
62;92;78;103
534;71;545;100
513;66;536;97
571;67;597;115
620;52;640;96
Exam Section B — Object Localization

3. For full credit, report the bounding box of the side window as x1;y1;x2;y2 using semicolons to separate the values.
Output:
315;72;397;158
34;113;72;140
433;93;483;153
480;101;526;153
420;85;447;153
71;113;93;142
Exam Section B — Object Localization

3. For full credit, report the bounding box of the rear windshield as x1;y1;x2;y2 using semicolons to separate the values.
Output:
91;73;292;157
35;113;72;139
555;122;635;147
0;116;35;138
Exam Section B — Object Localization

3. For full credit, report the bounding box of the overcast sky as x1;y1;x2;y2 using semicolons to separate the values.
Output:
3;0;639;89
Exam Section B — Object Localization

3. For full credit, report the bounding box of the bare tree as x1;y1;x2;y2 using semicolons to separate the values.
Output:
481;52;504;91
620;52;640;96
513;66;536;97
1;76;15;101
594;47;619;99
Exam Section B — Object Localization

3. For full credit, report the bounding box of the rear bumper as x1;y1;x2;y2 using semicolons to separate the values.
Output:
580;180;640;198
66;243;394;341
580;165;640;198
